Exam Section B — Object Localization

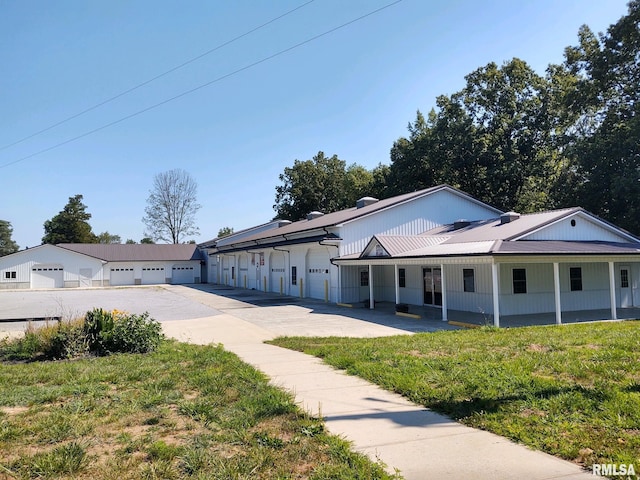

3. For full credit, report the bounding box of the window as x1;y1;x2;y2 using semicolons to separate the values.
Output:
621;269;629;288
399;268;406;288
4;271;16;279
512;268;527;294
231;266;235;280
360;270;369;287
291;266;297;285
463;268;475;293
569;267;582;291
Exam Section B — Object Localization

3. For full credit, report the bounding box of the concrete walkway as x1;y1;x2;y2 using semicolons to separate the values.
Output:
162;286;596;480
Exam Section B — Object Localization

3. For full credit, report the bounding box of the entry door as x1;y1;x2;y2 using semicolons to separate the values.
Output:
619;266;632;307
423;267;442;306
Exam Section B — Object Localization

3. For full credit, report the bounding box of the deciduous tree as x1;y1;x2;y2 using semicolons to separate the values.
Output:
0;220;19;256
142;169;201;243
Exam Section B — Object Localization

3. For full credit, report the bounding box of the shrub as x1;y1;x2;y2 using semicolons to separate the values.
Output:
83;308;115;353
44;320;88;360
98;312;164;355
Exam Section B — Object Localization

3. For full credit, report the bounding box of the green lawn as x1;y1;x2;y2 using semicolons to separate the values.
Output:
270;321;640;471
0;341;398;480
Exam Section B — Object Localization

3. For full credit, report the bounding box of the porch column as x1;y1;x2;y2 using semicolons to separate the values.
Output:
369;264;374;310
553;262;562;325
492;262;500;327
394;264;400;305
609;261;617;320
441;264;448;322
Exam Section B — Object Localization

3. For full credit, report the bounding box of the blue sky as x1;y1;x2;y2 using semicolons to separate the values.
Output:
0;0;630;248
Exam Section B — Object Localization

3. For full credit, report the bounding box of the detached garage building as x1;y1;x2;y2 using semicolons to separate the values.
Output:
0;243;203;289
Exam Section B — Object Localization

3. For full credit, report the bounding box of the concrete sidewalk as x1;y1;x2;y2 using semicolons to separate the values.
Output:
163;313;594;480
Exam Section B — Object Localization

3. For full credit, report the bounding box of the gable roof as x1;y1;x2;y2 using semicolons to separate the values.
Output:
213;185;501;250
57;244;203;262
348;207;640;261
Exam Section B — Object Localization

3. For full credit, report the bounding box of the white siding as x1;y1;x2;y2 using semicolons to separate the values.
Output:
338;189;499;256
522;215;630;242
446;264;494;314
0;245;104;289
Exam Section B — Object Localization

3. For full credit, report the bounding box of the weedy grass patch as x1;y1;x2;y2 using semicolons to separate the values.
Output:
270;321;640;471
0;340;398;479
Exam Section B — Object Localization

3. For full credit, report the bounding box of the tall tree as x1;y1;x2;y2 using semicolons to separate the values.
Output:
388;59;564;213
217;227;234;238
274;151;378;220
0;220;19;256
562;1;640;234
42;195;97;244
143;169;201;243
97;231;122;244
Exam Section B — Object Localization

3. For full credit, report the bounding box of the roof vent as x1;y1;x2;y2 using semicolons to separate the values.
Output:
306;211;324;220
356;197;379;209
278;220;292;228
500;212;521;224
453;219;471;230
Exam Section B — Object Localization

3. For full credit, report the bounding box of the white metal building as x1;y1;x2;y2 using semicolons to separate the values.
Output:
0;243;203;289
200;185;640;325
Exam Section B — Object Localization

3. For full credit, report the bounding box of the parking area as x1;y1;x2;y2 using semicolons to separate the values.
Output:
0;284;458;338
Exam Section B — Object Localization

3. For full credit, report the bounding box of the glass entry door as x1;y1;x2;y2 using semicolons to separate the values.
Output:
423;267;442;306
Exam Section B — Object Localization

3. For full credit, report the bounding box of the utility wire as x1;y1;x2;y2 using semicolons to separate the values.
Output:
0;0;315;153
0;0;403;170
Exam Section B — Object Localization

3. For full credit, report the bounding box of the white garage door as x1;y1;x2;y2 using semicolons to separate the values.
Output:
110;267;135;286
238;254;249;288
31;265;63;289
142;266;165;285
306;249;331;300
270;252;285;294
172;265;194;284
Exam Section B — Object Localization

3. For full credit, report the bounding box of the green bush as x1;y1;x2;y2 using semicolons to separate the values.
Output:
98;312;164;355
45;320;88;360
0;309;164;362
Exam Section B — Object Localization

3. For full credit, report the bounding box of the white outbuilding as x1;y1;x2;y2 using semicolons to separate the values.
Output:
0;243;203;289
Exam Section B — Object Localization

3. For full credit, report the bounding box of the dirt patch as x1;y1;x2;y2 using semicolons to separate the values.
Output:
0;406;29;416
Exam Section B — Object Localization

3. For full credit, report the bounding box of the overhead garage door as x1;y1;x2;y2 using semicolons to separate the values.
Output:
31;265;63;289
110;267;135;286
238;254;249;288
306;249;331;301
172;265;195;284
142;266;165;285
270;252;285;294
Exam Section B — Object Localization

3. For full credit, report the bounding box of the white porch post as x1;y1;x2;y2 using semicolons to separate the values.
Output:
394;264;400;305
553;262;562;325
609;261;617;320
441;264;448;322
369;264;374;310
492;262;500;327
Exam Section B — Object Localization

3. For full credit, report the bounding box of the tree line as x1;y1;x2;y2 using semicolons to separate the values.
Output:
274;2;639;235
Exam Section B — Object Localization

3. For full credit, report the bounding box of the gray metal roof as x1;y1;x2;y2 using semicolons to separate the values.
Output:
57;244;203;262
213;185;501;248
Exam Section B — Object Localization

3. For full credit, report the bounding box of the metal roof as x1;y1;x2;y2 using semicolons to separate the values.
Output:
57;244;203;262
214;185;501;248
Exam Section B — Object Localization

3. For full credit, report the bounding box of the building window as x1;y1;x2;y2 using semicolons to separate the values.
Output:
513;268;527;294
4;271;16;279
399;268;406;288
360;270;369;287
569;267;582;291
291;266;297;285
463;268;475;292
621;269;629;288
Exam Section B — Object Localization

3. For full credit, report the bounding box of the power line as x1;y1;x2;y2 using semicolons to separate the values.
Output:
0;0;403;170
0;0;315;153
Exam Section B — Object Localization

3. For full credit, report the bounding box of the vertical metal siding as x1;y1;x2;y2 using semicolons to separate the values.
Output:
525;217;627;242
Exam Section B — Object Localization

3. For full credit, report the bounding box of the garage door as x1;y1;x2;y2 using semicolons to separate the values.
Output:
238;254;249;288
270;252;285;294
306;249;331;300
172;265;195;284
110;267;135;286
142;266;165;285
31;265;63;289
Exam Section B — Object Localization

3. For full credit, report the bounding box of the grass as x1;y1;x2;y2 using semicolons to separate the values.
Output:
0;340;398;479
269;321;640;472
